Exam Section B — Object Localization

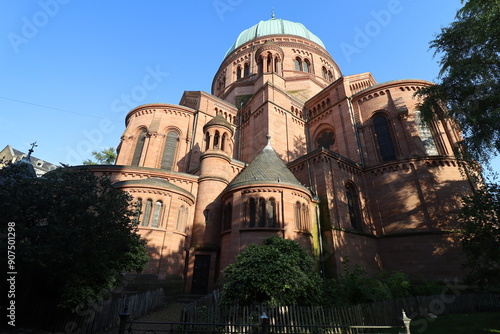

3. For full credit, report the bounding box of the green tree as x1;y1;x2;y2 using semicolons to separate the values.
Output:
0;162;149;311
416;0;500;166
83;147;117;165
457;182;500;289
221;236;322;306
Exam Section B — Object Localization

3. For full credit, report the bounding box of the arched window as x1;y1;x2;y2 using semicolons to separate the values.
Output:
221;133;227;152
133;198;142;225
222;202;232;231
328;71;333;82
176;205;188;233
258;198;266;227
295;58;302;71
303;59;310;73
258;57;263;75
161;131;179;170
274;56;281;74
244;63;250;77
322;67;328;79
294;201;301;229
205;132;210;151
142;199;152;227
346;183;362;230
249;198;256;227
131;129;147;166
151;200;163;228
267;54;272;72
236;66;242;79
373;114;397;162
244;197;282;228
267;197;277;227
304;205;310;231
213;131;220;149
301;203;309;231
414;111;439;156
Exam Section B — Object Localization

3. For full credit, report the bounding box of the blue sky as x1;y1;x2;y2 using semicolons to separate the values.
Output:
1;0;497;172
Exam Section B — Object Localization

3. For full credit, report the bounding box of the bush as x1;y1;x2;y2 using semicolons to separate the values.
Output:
321;260;412;306
221;236;322;306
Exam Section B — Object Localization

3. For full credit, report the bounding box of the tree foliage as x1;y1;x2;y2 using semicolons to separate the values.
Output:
457;182;500;289
82;147;117;165
322;260;411;307
416;0;500;166
221;236;322;306
0;163;149;311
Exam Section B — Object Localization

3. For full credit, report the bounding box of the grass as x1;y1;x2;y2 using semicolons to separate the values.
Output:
408;312;500;333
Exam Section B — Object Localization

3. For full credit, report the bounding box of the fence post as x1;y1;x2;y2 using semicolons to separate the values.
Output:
402;310;411;334
260;311;269;334
118;305;130;334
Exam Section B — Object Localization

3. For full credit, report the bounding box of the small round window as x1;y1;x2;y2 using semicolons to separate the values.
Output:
317;131;335;149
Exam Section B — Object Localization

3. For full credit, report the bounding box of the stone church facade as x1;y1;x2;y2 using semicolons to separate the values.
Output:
90;17;473;294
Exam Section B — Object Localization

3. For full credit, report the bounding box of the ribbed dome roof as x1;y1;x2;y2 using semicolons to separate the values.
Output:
204;113;234;134
224;18;326;58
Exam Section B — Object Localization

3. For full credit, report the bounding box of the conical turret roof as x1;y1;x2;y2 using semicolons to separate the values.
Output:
226;136;308;192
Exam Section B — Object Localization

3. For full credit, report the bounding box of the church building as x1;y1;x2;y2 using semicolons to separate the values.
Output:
89;16;473;294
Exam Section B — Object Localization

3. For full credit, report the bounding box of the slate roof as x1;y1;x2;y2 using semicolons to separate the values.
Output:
2;145;57;177
113;177;194;199
226;138;309;192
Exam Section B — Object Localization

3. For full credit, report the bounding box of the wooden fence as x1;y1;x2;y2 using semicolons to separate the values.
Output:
182;290;500;327
19;288;165;333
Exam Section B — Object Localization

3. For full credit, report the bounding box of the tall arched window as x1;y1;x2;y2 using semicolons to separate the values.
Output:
131;129;147;166
142;199;152;227
258;57;263;75
236;66;242;79
161;131;179;170
373;114;397;162
301;203;309;231
294;201;301;229
295;58;302;71
244;63;250;77
221;133;227;152
258;198;266;227
249;198;256;227
214;131;220;149
322;67;328;79
274;57;281;74
346;183;362;231
303;59;310;73
267;54;272;72
176;205;188;233
133;198;143;225
205;132;210;151
222;202;232;231
267;198;277;227
151;200;163;228
414;110;439;156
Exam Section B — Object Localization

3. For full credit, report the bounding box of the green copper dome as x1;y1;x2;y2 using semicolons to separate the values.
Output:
225;18;326;58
